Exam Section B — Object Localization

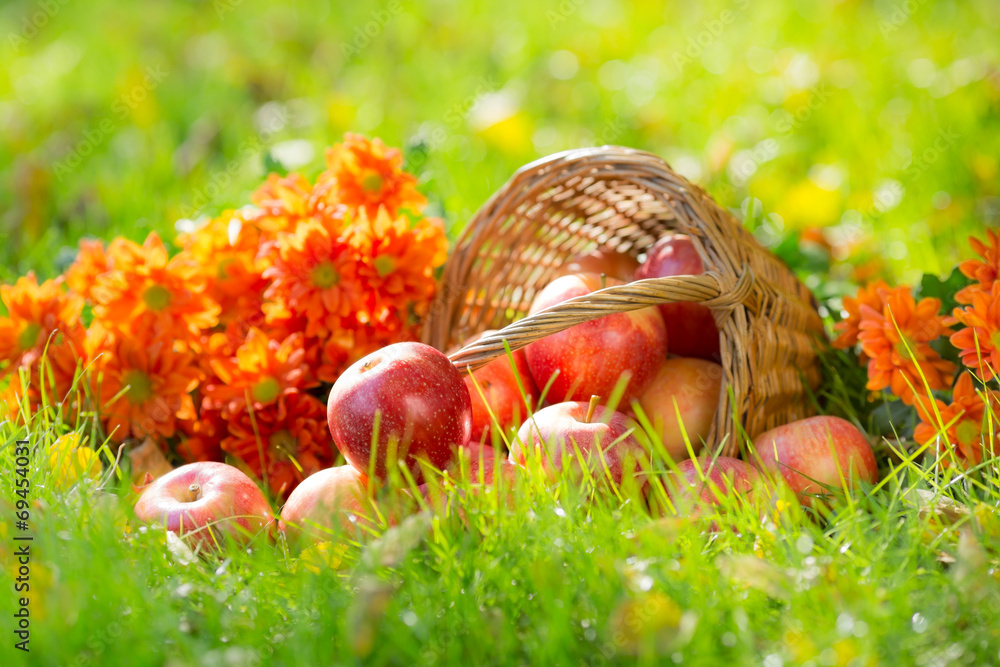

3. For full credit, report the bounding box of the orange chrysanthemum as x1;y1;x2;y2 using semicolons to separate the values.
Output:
349;207;448;335
221;391;333;498
64;239;110;302
833;279;891;351
177;405;227;464
858;286;955;404
950;281;1000;382
956;229;1000;305
317;133;426;218
177;213;268;334
914;373;999;467
260;217;364;338
91;232;220;339
0;273;86;400
202;328;317;417
88;326;201;443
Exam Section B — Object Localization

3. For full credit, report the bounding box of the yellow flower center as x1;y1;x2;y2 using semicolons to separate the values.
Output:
310;261;340;289
123;370;154;404
360;170;384;194
142;285;173;312
251;376;281;404
268;429;296;462
217;257;236;280
991;330;1000;351
373;255;395;277
955;419;980;445
893;334;921;361
18;322;41;351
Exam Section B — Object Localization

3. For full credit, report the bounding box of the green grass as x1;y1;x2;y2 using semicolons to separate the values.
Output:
3;352;1000;666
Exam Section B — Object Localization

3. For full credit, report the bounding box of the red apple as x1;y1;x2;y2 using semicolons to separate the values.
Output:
133;462;273;551
649;456;758;514
327;342;473;482
633;358;722;460
561;247;639;282
456;331;537;445
278;465;374;545
510;399;650;490
524;273;668;404
635;234;720;360
751;416;878;506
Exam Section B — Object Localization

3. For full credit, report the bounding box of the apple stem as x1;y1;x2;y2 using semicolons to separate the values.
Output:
600;273;607;290
187;483;202;502
585;395;601;424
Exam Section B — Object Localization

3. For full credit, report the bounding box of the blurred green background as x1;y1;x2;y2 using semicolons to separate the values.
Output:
1;0;997;287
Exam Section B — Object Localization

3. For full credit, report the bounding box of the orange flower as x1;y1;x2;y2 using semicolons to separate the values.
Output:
0;273;86;400
956;229;1000;304
88;326;201;442
915;373;999;467
260;217;364;338
317;134;426;218
858;286;955;404
950;281;1000;381
221;391;333;497
833;279;891;351
349;207;448;335
251;173;320;236
91;232;220;340
177;405;227;464
202;328;317;417
64;239;110;301
177;212;268;333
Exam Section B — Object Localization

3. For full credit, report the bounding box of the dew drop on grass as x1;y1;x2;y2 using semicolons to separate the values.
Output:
721;632;736;647
795;534;814;554
836;612;854;635
401;610;418;627
584;628;597;641
912;612;928;633
554;507;566;518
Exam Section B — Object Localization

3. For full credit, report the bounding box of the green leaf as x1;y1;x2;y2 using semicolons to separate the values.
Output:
919;268;973;314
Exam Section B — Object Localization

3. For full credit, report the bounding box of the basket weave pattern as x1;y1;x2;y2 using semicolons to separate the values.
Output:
423;147;825;456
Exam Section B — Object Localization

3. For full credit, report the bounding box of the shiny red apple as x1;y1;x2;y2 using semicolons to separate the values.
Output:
633;358;722;460
635;234;720;360
752;416;878;506
327;342;472;482
133;462;273;551
510;399;650;490
456;331;537;445
561;247;639;282
278;465;374;545
524;273;668;405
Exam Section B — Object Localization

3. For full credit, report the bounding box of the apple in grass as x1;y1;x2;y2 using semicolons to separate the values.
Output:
415;443;522;514
327;342;472;483
524;273;668;405
751;416;878;507
635;234;720;360
455;331;537;446
648;456;758;515
133;462;273;551
633;358;723;461
278;465;375;545
510;397;650;491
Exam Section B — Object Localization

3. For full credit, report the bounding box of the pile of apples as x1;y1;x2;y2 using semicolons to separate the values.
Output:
133;234;878;551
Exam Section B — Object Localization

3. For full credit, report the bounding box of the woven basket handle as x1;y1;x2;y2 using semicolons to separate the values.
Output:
448;268;754;373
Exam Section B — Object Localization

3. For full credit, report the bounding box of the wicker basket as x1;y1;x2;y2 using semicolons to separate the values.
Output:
422;146;825;457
